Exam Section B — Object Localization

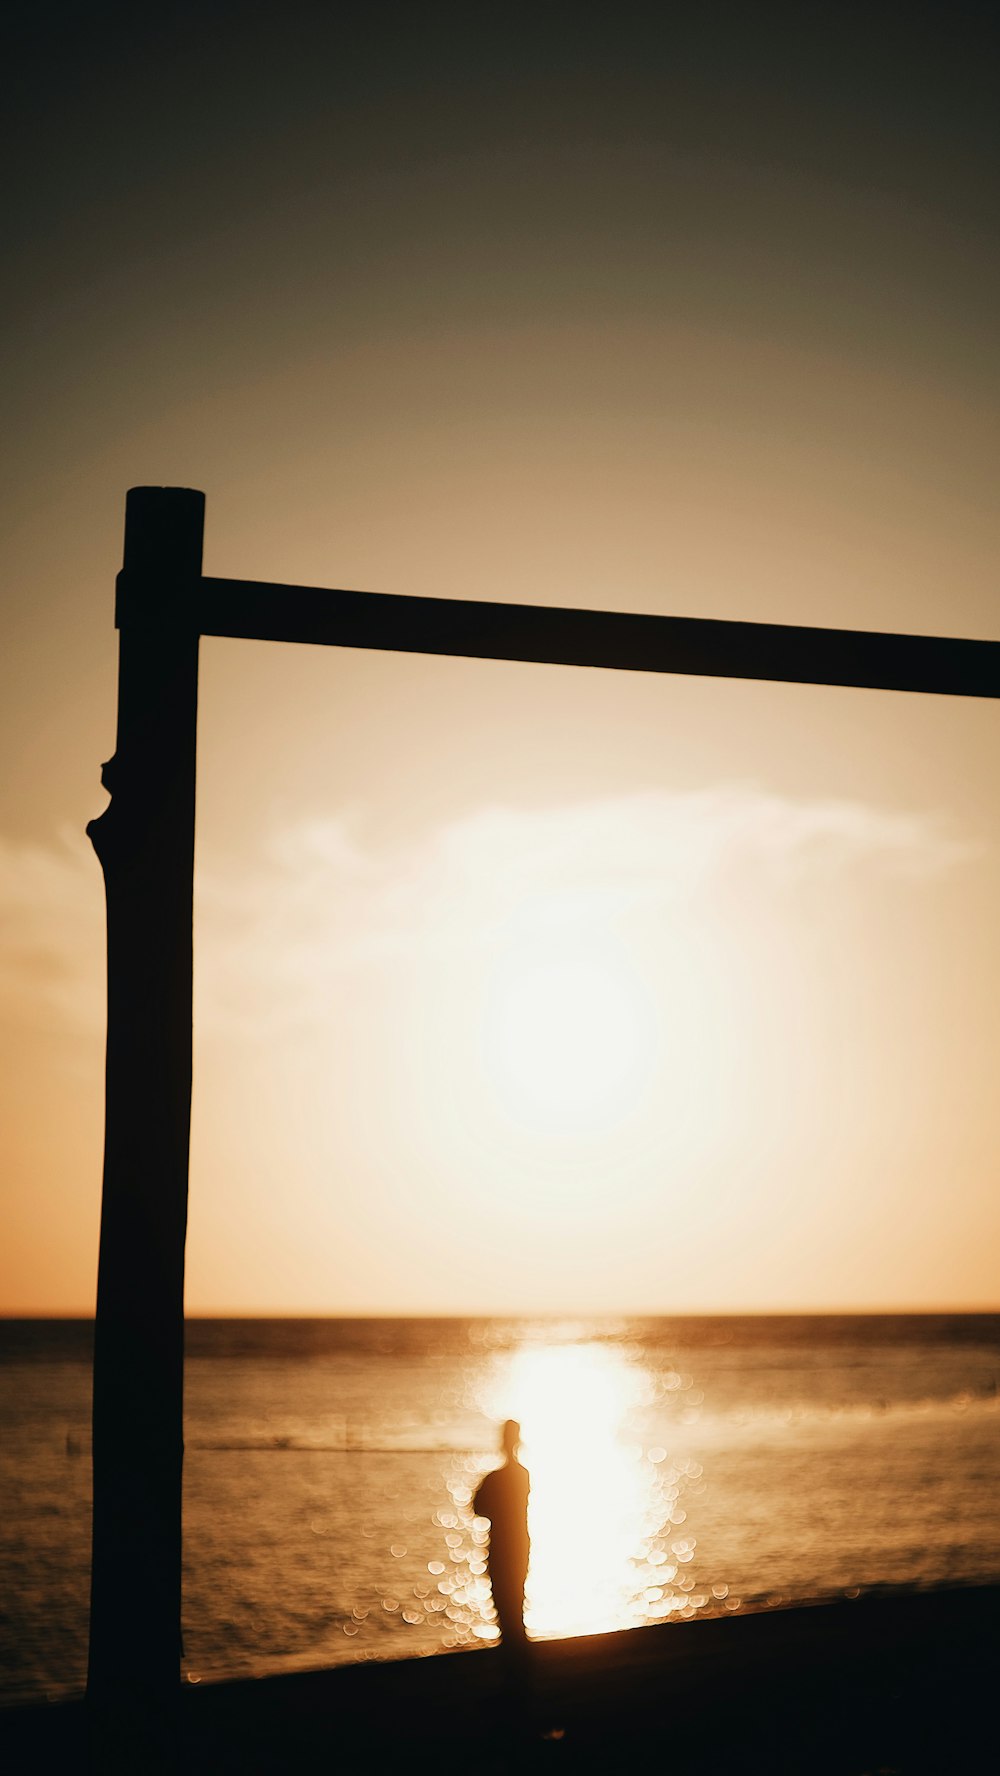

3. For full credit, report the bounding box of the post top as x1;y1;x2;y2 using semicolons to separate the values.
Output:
122;487;205;579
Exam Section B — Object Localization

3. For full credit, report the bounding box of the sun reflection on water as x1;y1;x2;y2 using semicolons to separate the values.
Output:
477;1340;672;1640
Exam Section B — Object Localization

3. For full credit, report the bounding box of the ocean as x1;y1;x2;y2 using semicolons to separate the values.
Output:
2;1313;999;1708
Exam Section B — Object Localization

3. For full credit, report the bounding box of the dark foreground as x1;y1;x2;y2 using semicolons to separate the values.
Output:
3;1585;997;1773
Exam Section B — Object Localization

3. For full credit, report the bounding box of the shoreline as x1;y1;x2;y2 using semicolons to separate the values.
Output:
3;1581;997;1771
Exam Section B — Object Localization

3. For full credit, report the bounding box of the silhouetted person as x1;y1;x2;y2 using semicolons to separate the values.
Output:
474;1418;530;1651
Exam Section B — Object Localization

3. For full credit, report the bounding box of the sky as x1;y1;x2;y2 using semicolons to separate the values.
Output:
1;2;998;1314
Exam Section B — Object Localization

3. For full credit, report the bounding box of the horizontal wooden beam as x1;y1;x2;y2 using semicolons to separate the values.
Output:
131;572;1000;699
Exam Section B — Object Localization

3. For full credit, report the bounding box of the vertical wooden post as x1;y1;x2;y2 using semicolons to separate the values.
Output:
87;488;204;1769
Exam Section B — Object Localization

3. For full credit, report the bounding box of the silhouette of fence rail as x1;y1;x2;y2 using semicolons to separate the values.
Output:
194;573;1000;697
86;485;1000;1769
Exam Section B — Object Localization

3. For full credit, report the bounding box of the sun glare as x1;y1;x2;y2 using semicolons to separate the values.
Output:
478;948;658;1139
478;1341;666;1639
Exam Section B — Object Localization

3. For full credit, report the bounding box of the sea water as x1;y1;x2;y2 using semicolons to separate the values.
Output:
1;1314;999;1705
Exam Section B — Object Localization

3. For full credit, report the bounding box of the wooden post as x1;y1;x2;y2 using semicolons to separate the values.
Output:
86;488;204;1769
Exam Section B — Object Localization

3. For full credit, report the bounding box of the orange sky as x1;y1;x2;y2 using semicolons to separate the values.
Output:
1;5;997;1313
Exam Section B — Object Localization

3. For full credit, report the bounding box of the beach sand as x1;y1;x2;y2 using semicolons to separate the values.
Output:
3;1584;997;1772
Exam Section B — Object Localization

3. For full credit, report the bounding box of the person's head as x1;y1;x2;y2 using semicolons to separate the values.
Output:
502;1418;521;1459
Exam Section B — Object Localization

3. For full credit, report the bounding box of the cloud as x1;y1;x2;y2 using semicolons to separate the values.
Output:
193;787;977;1037
0;789;977;1041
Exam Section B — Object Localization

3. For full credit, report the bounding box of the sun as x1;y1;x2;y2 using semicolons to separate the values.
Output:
477;946;657;1138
